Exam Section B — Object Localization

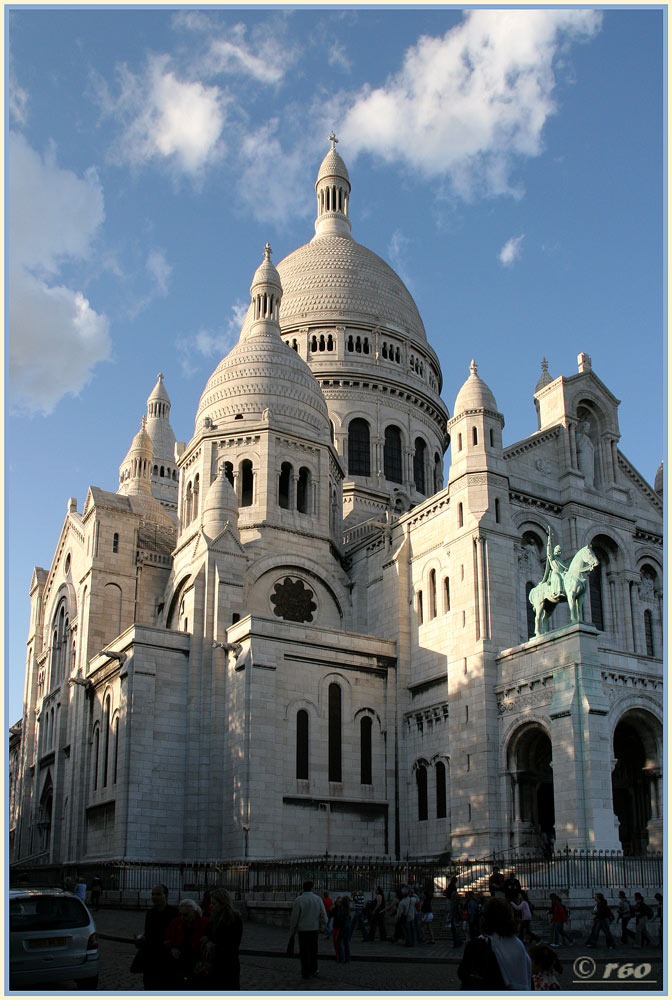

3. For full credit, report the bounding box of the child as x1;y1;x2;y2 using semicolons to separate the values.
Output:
530;944;562;990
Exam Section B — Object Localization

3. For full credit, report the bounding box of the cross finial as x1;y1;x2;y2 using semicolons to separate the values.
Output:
157;372;164;381
328;131;338;150
470;359;478;377
541;357;548;373
264;242;272;261
141;415;146;429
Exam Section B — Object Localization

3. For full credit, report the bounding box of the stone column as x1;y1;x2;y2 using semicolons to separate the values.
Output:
568;422;578;469
611;440;620;484
619;574;636;653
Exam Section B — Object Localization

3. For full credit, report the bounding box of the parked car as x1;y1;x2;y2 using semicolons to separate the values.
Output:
9;888;99;989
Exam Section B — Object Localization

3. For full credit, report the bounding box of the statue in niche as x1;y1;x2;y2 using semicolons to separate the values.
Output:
576;420;596;487
528;525;599;636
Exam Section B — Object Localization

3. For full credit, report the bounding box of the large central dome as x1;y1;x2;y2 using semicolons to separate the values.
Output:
276;234;428;345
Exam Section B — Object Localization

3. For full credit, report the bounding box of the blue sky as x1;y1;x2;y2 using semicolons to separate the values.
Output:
6;7;665;723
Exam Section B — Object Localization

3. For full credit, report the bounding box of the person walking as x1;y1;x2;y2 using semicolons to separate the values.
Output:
511;891;534;944
332;896;352;963
420;887;435;943
448;882;464;948
288;880;328;980
321;892;334;938
386;888;405;943
633;892;652;948
202;888;243;990
368;886;387;941
548;893;573;946
349;889;369;941
133;883;179;991
165;898;211;988
616;891;635;944
458;898;532;990
397;889;417;948
466;892;482;941
90;876;102;912
585;893;616;949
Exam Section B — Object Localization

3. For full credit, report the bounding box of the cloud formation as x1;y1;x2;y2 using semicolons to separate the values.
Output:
339;9;602;199
174;12;296;85
9;133;111;415
176;301;248;377
100;55;226;176
499;234;525;267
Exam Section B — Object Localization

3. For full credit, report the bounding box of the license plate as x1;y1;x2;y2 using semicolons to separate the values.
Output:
29;938;67;948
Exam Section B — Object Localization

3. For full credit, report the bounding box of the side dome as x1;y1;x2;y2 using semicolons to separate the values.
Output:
202;462;239;541
194;246;331;442
454;360;499;414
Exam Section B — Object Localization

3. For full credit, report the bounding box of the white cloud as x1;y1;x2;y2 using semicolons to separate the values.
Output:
499;234;525;267
9;70;29;125
387;229;414;291
9;133;111;415
174;14;296;86
328;42;351;73
176;302;248;377
339;9;602;199
146;248;172;296
102;55;226;176
237;120;312;224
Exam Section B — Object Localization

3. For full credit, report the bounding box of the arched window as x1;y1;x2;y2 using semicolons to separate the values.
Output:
193;474;200;518
297;467;311;514
102;696;111;787
458;503;464;528
458;433;463;451
224;462;234;486
417;591;424;624
644;609;654;656
489;428;495;447
360;716;372;785
112;716;119;784
103;584;123;644
414;438;427;495
296;710;309;780
328;683;342;782
589;564;604;631
92;727;100;791
384;426;402;483
444;577;451;613
495;498;500;523
429;570;437;619
525;582;536;639
348;419;371;477
240;460;254;507
436;761;447;818
112;532;119;553
434;453;442;493
416;764;428;821
185;482;193;523
472;426;478;445
279;462;292;510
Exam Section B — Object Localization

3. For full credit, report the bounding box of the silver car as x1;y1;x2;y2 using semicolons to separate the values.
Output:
9;888;100;989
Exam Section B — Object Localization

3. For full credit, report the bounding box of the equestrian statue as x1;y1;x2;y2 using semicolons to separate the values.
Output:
528;526;599;636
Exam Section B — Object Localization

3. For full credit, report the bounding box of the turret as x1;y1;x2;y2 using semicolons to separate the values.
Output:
314;132;352;238
118;417;154;496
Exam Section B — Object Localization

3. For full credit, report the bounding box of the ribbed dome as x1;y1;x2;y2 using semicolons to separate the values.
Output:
454;360;499;414
270;235;428;345
124;418;153;463
317;147;350;186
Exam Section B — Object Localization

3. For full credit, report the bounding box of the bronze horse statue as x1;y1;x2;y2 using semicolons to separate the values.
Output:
529;544;599;636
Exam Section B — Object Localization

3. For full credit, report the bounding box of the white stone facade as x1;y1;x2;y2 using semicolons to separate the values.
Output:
11;143;663;867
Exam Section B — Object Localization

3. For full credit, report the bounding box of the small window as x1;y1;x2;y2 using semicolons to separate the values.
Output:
414;438;427;495
444;577;451;613
224;462;234;486
429;569;437;619
436;761;447;819
348;419;371;477
240;460;254;507
328;684;342;782
458;503;464;528
417;591;424;624
360;716;373;785
297;467;311;514
232;613;240;624
472;426;478;446
384;426;403;484
489;428;494;447
296;710;309;780
279;462;292;510
112;533;119;553
458;433;463;451
644;609;654;656
495;498;500;523
525;582;536;639
417;765;428;821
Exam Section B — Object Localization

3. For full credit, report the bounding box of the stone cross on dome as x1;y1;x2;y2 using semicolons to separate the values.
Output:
264;242;272;260
470;359;478;377
328;131;339;149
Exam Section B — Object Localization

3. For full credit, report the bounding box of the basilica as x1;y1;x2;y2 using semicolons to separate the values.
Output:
10;141;663;867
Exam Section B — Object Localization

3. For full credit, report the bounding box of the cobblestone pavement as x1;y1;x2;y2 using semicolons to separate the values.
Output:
13;910;663;993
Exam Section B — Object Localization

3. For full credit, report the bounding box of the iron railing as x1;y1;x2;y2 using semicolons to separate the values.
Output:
10;850;663;903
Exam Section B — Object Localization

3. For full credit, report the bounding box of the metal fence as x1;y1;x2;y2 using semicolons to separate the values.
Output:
10;850;663;903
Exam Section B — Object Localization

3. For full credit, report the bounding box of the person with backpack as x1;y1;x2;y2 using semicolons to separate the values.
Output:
549;893;574;946
633;892;653;947
458;897;531;990
585;892;616;949
616;890;635;944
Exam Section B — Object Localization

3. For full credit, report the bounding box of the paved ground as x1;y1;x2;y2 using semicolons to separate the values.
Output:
11;908;665;993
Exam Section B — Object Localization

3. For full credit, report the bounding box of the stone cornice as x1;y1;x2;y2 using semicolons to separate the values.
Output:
504;426;561;459
617;453;663;513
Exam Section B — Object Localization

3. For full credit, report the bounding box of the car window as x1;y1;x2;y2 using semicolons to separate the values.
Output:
10;897;89;931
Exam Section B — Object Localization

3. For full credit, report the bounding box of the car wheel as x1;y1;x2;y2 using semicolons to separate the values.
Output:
75;975;99;990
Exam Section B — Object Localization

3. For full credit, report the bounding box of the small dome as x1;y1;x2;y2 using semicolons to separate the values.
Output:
119;416;154;496
148;372;170;406
250;242;283;301
203;463;239;541
654;461;663;497
454;360;499;414
317;145;350;187
125;416;153;462
535;357;553;393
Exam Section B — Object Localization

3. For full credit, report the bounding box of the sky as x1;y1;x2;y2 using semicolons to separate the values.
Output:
6;6;665;724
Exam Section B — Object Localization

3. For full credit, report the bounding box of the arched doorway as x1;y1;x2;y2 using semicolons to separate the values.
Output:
612;710;662;854
507;724;555;854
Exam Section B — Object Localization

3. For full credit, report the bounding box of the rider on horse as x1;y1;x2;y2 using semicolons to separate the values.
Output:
541;526;567;601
